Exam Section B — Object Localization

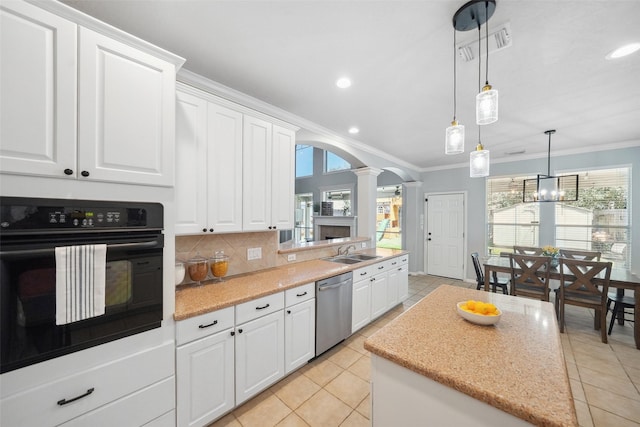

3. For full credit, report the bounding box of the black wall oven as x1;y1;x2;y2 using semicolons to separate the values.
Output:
0;197;164;374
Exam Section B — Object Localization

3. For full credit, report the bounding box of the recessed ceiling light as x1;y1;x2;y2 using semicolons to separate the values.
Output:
336;77;352;89
605;43;640;60
348;127;359;134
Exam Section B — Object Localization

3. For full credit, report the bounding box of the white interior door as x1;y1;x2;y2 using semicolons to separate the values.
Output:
425;193;465;279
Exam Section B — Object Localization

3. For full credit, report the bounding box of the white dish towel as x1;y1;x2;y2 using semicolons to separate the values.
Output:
55;244;107;325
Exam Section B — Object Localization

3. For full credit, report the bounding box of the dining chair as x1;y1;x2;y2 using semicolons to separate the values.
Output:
471;252;509;294
558;258;612;343
607;291;635;335
513;245;544;256
559;248;601;261
509;254;551;301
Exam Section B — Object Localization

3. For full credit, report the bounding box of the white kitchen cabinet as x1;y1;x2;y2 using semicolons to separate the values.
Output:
175;88;243;234
176;329;235;427
176;306;235;427
0;0;77;178
0;1;180;186
397;256;410;302
387;266;400;310
285;298;315;374
370;262;390;320
235;310;285;405
351;266;373;333
242;117;295;231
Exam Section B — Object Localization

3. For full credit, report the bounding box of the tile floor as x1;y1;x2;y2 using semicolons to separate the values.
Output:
210;274;639;427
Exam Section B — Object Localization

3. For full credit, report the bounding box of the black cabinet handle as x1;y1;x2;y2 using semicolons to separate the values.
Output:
273;226;277;229
209;228;214;232
202;228;207;232
360;272;368;276
268;226;273;230
238;328;243;334
296;291;308;297
256;304;270;310
81;170;90;177
198;320;218;329
378;266;384;270
57;388;94;406
230;331;235;336
64;168;73;175
287;310;291;314
392;262;397;265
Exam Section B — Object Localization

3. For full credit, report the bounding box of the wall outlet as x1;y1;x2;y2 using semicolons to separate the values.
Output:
361;242;367;248
247;247;262;260
287;254;296;262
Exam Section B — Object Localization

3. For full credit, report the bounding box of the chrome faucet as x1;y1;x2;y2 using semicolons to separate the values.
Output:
338;244;356;256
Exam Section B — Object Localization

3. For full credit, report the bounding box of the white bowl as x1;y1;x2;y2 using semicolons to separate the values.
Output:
456;302;502;326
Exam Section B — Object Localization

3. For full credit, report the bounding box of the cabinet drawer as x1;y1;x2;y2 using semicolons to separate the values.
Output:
373;260;390;274
176;306;235;346
61;377;174;427
387;256;408;269
353;265;375;281
0;342;173;427
285;283;315;307
236;292;284;325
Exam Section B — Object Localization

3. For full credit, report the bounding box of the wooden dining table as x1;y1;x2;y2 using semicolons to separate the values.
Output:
483;255;640;349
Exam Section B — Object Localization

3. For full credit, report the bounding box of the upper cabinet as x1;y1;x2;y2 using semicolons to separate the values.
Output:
175;83;297;235
0;0;184;186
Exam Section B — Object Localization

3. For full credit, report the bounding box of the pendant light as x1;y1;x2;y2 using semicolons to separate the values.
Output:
445;27;464;155
476;0;498;125
470;19;489;177
522;130;579;202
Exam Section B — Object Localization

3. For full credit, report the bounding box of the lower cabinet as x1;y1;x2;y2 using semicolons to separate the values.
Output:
235;310;285;405
351;271;372;333
285;298;315;373
370;270;389;320
176;329;234;427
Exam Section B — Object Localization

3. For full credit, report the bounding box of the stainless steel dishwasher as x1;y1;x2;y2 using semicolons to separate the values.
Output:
315;271;353;356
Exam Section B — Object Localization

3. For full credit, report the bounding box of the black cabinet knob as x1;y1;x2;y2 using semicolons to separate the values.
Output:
209;228;214;232
238;328;243;334
64;168;73;175
80;170;90;177
203;228;207;232
287;310;291;314
230;331;235;336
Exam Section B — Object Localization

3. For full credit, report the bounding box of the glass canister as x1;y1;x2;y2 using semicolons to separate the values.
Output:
210;251;229;282
175;261;186;286
187;253;209;285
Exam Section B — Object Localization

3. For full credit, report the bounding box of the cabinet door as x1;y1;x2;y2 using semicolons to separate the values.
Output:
398;264;409;302
285;299;315;374
176;330;235;427
78;27;176;186
370;273;388;320
0;1;77;178
270;125;295;230
352;278;372;333
235;310;284;405
175;90;208;235
242;115;273;231
207;103;243;232
387;267;399;310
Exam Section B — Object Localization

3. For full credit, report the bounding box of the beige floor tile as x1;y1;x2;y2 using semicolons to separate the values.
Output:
613;344;640;370
345;333;368;355
296;389;352;427
303;358;343;387
566;361;580;380
208;413;241;427
339;410;371;427
626;365;640;388
358;323;381;338
571;378;586;402
355;395;371;419
276;412;311;427
325;370;370;408
578;365;639;400
234;391;292;427
573;349;629;379
348;354;371;382
573;399;593;427
272;372;322;410
583;384;640;424
328;345;363;369
590;406;640;427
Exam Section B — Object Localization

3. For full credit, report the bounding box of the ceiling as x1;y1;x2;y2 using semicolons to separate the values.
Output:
61;0;640;172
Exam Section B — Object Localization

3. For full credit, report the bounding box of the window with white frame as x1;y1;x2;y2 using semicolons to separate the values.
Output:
487;175;540;255
324;151;351;173
556;167;630;268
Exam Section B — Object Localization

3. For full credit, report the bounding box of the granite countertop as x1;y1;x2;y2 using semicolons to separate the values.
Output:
174;248;408;321
364;284;578;427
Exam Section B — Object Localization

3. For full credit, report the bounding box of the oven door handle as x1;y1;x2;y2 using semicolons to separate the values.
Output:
0;240;160;257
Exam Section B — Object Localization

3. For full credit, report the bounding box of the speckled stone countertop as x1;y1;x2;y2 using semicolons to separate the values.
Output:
364;285;578;427
174;248;407;321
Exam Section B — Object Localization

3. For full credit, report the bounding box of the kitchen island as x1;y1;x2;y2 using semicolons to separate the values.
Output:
364;285;578;427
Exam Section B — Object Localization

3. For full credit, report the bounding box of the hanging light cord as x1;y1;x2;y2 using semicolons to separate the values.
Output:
485;1;490;86
477;21;482;143
452;27;457;121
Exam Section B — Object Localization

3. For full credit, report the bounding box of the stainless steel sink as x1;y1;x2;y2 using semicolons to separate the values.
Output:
324;254;382;264
347;254;381;261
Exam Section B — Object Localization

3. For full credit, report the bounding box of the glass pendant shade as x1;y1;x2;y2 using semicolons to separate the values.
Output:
476;85;498;125
470;144;490;177
445;120;465;154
